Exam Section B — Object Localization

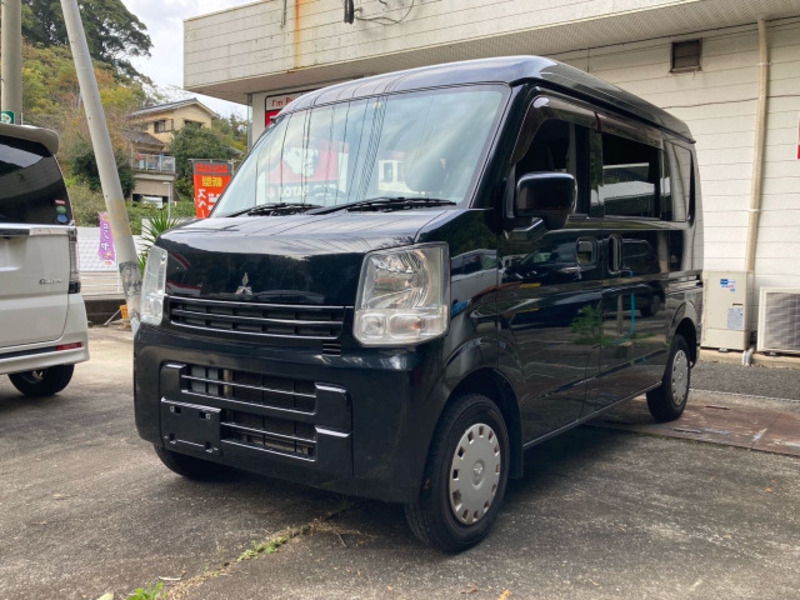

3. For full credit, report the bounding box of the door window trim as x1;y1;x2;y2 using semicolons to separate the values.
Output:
508;94;599;219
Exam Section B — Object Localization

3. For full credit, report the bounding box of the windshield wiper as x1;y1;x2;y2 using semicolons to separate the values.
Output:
308;197;457;215
225;203;323;218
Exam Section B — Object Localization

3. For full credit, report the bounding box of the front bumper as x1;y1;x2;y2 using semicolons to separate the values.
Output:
134;325;445;503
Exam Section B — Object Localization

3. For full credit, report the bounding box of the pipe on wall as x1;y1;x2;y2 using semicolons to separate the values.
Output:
744;19;769;273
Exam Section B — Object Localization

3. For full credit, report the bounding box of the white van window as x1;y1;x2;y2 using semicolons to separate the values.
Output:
0;136;72;225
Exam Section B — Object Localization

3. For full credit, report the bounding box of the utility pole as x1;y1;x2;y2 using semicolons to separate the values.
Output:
1;0;23;121
60;0;142;332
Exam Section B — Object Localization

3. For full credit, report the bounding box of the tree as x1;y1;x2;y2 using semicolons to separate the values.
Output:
20;0;152;80
169;124;237;183
211;114;248;154
68;136;135;197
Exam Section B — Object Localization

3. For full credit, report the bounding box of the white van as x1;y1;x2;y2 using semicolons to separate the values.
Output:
0;123;89;396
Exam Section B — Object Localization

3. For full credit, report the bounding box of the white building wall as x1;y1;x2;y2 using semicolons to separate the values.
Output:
552;20;800;327
184;0;696;89
186;2;800;336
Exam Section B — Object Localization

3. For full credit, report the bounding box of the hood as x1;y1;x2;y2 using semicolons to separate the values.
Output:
158;210;448;306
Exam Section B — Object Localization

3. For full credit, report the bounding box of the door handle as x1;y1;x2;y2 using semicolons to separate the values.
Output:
576;237;596;266
607;234;623;274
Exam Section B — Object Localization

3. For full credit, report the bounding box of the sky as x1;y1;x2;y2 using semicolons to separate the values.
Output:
122;0;254;118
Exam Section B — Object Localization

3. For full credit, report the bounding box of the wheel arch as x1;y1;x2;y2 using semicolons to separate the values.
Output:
447;368;524;479
669;298;700;365
675;318;698;365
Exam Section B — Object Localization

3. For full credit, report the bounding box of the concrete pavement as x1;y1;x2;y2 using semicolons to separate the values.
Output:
1;328;798;600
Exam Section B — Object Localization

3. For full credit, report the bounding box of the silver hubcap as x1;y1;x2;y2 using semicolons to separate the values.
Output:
671;350;689;406
23;370;46;384
449;423;502;525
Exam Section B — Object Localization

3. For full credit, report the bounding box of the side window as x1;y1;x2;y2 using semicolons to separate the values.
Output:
600;133;659;219
516;119;589;213
665;143;692;222
661;147;673;221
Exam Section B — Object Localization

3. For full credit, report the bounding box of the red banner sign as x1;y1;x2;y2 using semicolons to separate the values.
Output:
192;160;232;218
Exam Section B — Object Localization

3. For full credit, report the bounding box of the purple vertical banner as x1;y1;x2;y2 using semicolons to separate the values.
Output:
97;211;116;265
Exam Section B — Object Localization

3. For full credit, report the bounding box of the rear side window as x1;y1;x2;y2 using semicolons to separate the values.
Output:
0;135;72;225
600;133;659;219
664;143;693;222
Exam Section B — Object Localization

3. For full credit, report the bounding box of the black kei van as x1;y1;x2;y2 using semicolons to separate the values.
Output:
134;56;703;551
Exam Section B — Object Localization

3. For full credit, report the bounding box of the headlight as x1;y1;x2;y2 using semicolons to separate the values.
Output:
141;246;168;326
354;244;449;346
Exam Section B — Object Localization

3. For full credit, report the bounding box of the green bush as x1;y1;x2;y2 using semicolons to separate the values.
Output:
67;181;106;227
66;137;135;197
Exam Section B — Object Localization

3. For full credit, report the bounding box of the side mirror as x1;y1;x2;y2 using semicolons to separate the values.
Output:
514;172;576;230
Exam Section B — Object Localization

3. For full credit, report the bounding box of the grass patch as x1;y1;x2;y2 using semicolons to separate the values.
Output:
126;581;164;600
236;532;294;562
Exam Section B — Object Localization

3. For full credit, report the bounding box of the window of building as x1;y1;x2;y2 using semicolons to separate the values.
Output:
671;40;702;72
183;120;203;129
600;133;659;219
153;119;173;133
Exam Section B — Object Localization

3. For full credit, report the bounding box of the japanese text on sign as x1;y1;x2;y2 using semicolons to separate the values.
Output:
97;211;115;265
191;160;232;218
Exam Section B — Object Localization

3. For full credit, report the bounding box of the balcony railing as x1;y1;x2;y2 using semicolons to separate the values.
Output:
132;153;176;173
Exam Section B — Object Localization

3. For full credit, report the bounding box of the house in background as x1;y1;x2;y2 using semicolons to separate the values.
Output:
128;98;217;144
126;98;218;204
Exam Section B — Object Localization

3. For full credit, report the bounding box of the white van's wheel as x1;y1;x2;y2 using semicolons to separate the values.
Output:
405;393;509;552
646;335;691;422
9;365;74;397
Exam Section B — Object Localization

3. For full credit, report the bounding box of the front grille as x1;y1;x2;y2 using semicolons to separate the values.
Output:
222;410;316;456
181;365;318;457
169;296;346;340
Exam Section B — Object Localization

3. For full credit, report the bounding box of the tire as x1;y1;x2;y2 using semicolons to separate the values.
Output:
646;335;691;422
9;364;74;397
153;444;231;481
405;393;510;552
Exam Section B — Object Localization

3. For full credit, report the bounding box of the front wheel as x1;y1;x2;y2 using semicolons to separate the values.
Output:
404;393;510;552
153;444;231;481
646;335;691;422
8;364;74;397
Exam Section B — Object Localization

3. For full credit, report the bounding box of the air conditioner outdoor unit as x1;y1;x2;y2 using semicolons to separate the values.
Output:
702;271;753;351
757;287;800;355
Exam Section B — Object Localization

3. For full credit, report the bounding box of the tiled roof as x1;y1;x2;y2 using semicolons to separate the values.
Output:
123;129;167;149
129;98;218;118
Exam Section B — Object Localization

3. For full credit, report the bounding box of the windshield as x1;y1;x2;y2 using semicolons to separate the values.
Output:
212;85;507;216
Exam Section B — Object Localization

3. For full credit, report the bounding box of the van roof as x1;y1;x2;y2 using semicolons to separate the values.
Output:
0;123;60;154
284;56;693;142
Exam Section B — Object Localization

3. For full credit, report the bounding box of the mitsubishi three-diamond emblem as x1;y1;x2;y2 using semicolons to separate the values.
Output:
235;273;254;298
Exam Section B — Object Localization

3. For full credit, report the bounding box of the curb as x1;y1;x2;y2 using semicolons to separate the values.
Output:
699;348;800;370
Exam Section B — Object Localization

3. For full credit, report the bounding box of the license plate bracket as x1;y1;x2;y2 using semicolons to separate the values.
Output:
160;400;221;457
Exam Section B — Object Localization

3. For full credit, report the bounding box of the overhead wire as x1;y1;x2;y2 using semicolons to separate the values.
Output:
355;0;416;26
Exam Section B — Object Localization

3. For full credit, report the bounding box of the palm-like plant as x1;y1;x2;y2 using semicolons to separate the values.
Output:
138;210;183;273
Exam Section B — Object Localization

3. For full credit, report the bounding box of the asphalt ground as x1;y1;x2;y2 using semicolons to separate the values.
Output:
692;360;800;402
1;328;798;600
